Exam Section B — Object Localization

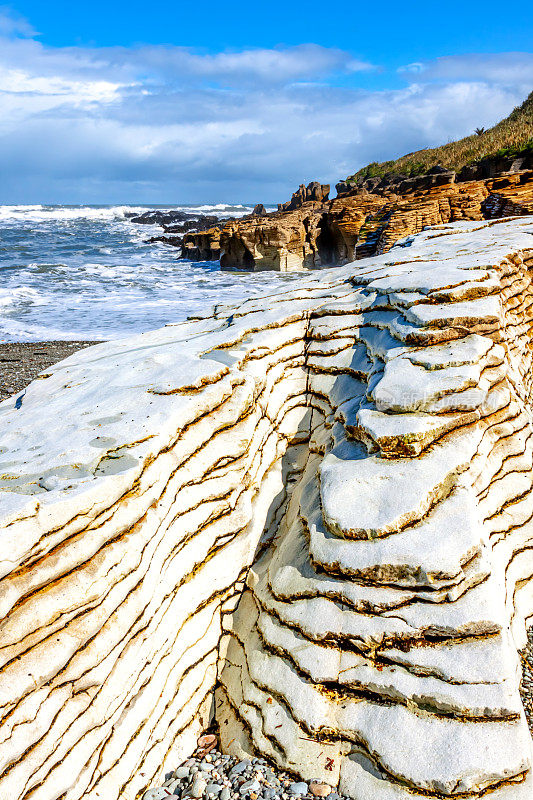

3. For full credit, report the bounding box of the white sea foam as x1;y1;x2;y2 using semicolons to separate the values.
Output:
0;204;300;342
0;203;271;223
0;205;149;223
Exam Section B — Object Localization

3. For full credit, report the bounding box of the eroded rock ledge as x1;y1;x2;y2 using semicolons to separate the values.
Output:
181;170;533;270
1;217;533;800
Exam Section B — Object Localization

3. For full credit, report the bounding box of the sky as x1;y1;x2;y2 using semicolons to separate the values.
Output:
0;1;532;204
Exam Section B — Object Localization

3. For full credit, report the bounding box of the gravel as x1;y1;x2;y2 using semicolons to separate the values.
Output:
142;743;337;800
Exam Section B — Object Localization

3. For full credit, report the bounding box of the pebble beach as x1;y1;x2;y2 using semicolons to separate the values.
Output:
142;735;349;800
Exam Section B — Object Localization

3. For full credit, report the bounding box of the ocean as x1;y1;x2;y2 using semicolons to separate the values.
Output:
0;203;298;342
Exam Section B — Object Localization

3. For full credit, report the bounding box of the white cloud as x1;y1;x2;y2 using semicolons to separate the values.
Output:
399;52;533;86
0;6;36;37
0;14;530;203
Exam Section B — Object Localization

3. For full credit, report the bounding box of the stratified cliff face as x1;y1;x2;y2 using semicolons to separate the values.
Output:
182;170;533;270
1;218;533;800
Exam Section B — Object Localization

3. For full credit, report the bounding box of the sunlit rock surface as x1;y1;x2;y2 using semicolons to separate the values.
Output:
182;169;533;270
1;217;533;799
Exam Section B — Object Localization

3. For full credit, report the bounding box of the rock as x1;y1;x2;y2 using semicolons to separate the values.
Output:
288;783;308;795
335;179;355;196
189;169;533;271
308;783;331;797
186;775;207;798
174;767;191;779
205;783;223;794
143;791;171;800
220;788;231;800
198;733;218;750
0;217;533;800
181;227;222;261
230;761;251;776
277;181;330;211
147;234;183;248
128;209;192;225
239;779;261;794
252;204;268;216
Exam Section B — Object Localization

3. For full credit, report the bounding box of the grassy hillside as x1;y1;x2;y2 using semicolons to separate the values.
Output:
346;90;533;184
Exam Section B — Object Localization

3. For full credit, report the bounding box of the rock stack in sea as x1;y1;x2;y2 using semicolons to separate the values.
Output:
0;216;532;800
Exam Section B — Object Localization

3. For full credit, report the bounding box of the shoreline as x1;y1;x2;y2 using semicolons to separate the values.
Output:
0;341;102;402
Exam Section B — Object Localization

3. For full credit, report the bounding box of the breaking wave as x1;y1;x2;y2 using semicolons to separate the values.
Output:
0;204;295;342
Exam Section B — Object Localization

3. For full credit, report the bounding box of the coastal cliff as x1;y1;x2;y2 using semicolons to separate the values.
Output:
1;216;532;800
180;91;533;271
181;168;533;270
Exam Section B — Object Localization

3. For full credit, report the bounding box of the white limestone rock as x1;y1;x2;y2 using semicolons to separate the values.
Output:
1;216;533;800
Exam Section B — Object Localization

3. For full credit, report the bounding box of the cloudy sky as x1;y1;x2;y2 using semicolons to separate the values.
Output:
0;1;532;204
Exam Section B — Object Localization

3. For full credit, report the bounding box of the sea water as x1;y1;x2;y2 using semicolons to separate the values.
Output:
0;204;300;342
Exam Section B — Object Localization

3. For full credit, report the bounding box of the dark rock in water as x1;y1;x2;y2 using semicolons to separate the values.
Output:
129;210;229;231
146;235;183;248
164;216;220;234
252;204;268;216
128;210;194;226
131;210;232;253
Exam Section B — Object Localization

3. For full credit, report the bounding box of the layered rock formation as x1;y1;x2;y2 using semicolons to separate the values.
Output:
277;182;330;212
1;217;533;800
182;169;533;270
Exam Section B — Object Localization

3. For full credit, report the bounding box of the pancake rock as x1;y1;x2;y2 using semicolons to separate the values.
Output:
1;218;533;800
278;182;331;212
183;169;533;270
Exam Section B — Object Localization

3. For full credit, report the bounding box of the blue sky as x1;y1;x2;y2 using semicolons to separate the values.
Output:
0;1;532;203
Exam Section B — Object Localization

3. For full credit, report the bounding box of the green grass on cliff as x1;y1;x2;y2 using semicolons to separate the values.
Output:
346;90;533;184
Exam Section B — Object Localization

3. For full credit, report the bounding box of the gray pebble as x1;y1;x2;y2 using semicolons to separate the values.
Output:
174;767;191;779
186;774;207;798
206;784;223;795
239;779;261;795
230;761;251;776
289;783;308;796
143;791;171;800
220;788;231;800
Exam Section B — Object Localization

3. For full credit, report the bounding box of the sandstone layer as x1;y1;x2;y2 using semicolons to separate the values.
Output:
182;171;533;271
1;217;533;800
